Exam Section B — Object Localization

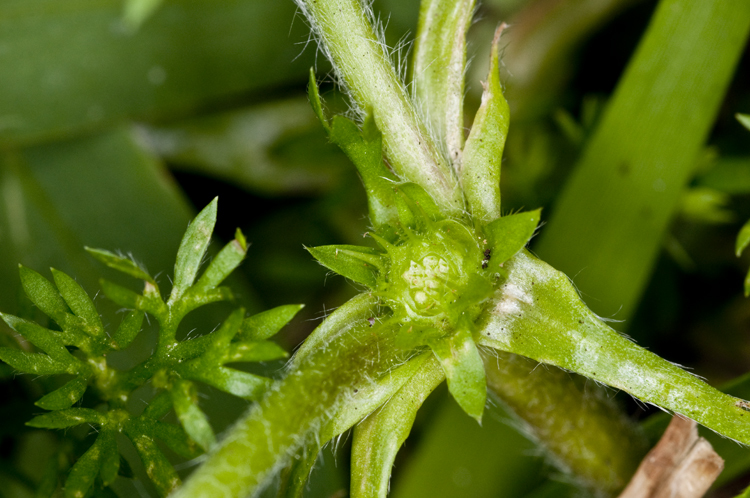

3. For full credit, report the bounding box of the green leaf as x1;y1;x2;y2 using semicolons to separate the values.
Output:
98;430;120;486
745;270;750;298
151;421;201;460
412;0;476;170
0;313;78;365
171;379;216;452
738;113;750;131
0;348;70;375
238;304;304;341
112;310;145;350
27;408;105;429
484;209;541;267
308;68;331;133
99;280;140;310
64;434;104;498
170;198;218;303
85;247;156;286
396;183;444;223
127;433;180;497
122;0;164;30
461;25;510;225
737;219;750;256
350;356;445;497
195;308;245;364
306;245;385;288
192;231;248;293
35;376;88;410
429;328;487;422
142;391;173;420
184;366;271;400
51;269;104;337
18;265;69;324
222;341;288;364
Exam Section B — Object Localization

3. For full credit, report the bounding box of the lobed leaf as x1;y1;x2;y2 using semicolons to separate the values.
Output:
171;379;216;452
64;433;104;498
51;269;104;337
18;265;69;325
112;310;145;350
461;24;510;225
35;376;88;410
193;230;248;293
238;304;304;341
0;348;71;375
27;408;105;429
429;328;487;422
306;245;385;288
484;209;541;267
170;197;218;303
85;247;156;285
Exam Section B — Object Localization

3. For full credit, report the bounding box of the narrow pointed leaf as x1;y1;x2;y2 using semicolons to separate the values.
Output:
745;270;750;298
737;219;750;256
51;269;104;337
99;280;140;309
479;251;750;445
223;341;288;364
738;113;750;131
461;25;510;224
152;421;202;460
278;443;322;498
170;198;218;303
412;0;476;170
196;308;245;363
430;328;487;422
127;433;180;497
306;245;385;288
308;69;331;133
0;348;70;375
183;366;271;400
351;356;445;498
85;247;156;285
238;304;304;341
64;434;103;498
19;266;69;324
142;391;173;420
27;408;105;429
484;209;541;267
112;310;145;350
36;377;88;410
0;314;77;365
193;232;248;293
98;430;120;486
171;379;216;452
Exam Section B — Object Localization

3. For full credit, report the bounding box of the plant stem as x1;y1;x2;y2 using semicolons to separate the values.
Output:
298;0;463;215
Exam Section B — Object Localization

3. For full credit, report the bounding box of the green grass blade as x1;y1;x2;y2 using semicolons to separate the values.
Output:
536;0;750;321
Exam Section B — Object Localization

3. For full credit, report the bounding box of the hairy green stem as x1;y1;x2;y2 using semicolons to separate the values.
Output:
297;0;463;215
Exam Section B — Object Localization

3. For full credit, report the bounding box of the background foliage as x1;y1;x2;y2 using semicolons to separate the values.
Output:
0;0;749;496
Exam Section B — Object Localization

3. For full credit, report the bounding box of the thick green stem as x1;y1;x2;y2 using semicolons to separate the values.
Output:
174;297;406;498
298;0;463;215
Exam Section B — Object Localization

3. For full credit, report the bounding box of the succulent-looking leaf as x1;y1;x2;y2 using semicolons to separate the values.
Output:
238;304;304;342
412;0;476;171
485;209;541;267
171;379;216;452
36;376;88;410
98;430;120;486
64;432;104;498
51;269;104;337
27;408;105;429
18;265;70;325
461;24;510;225
0;314;78;365
350;356;445;497
429;328;486;422
85;247;157;286
736;219;750;256
479;251;750;445
193;233;248;293
745;270;750;298
0;348;71;375
223;341;288;364
126;433;180;497
738;113;750;131
170;197;218;303
112;310;145;350
307;245;385;288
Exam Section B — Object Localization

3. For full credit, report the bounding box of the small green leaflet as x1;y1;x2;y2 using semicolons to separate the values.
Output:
170;197;218;303
238;304;303;341
27;408;105;429
485;209;541;267
307;245;386;288
36;376;88;410
737;113;750;131
85;247;157;286
737;218;750;296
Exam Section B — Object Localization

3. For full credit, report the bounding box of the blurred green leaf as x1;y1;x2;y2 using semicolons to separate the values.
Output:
35;376;88;410
126;433;180;497
697;157;750;195
112;310;145;350
27;408;105;429
18;266;69;325
222;341;288;364
738;113;750;131
171;379;215;452
678;187;734;225
123;0;164;30
98;430;120;486
0;349;70;376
